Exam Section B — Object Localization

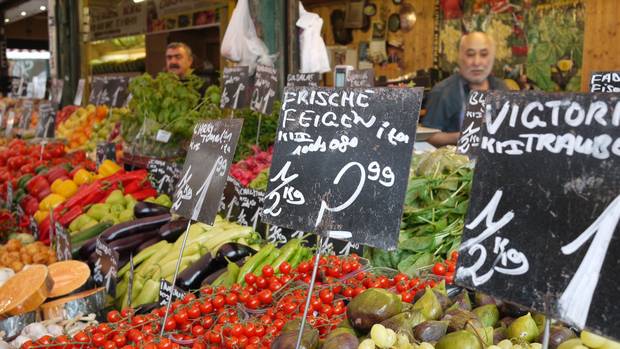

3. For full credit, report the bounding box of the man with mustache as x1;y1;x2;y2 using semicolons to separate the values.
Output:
166;42;194;78
423;32;507;147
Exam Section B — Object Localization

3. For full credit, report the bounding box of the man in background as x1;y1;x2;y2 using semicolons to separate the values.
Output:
166;42;194;78
422;32;507;147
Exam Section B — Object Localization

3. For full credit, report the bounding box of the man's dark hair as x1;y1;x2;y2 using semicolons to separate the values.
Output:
167;42;193;59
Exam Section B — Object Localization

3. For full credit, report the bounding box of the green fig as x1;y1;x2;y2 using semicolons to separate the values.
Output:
412;287;443;320
347;288;403;333
322;328;359;349
507;313;540;342
447;290;473;311
435;330;482;349
441;308;481;332
472;304;500;327
380;310;425;342
414;320;449;342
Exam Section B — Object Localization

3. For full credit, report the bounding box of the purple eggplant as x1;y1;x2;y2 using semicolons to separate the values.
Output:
137;237;162;252
100;214;171;242
109;230;159;258
134;201;170;218
215;243;256;263
159;218;190;242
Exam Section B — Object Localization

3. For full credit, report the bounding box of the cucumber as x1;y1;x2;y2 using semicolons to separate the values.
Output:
71;220;114;244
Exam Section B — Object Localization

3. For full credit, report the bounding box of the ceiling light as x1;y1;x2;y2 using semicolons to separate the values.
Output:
4;18;8;23
40;5;46;11
20;11;27;16
132;0;145;3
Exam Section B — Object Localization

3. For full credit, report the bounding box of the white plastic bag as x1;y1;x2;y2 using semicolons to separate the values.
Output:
297;3;331;74
220;0;273;73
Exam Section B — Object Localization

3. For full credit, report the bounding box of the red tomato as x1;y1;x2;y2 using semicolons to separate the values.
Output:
262;265;274;278
279;262;292;275
432;262;447;276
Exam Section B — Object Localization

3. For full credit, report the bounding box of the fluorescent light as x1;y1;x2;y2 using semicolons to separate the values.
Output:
6;49;51;59
20;11;26;16
40;5;46;11
132;0;145;3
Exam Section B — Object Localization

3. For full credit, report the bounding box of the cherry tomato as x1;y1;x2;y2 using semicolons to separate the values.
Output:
74;331;90;343
319;289;334;304
225;293;238;306
164;318;177;331
112;334;127;347
445;273;455;284
199;300;213;314
212;295;225;309
192;325;206;336
182;293;197;303
447;261;456;272
104;340;117;349
401;291;414;303
107;310;121;323
269;280;283;292
297;261;311;274
432;262;447;276
342;287;354;298
144;343;158;349
92;332;107;346
174;310;189;326
121;308;134;318
273;319;285;330
262;265;274;278
450;250;459;261
244;273;257;285
238;290;251;303
255;276;267;289
97;323;113;335
231;324;244;337
187;306;201;319
258;289;273;304
208;331;221;344
246;298;260;309
158;338;173;349
278;262;292;275
225;338;239;349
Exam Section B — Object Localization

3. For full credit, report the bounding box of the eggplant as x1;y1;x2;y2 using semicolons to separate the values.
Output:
134;202;170;218
215;243;256;263
79;235;100;260
136;302;161;315
159;218;190;242
100;214;171;242
137;237;162;252
109;230;159;258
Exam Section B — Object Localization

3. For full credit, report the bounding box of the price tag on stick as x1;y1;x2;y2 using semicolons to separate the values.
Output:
345;69;374;88
29;216;39;241
261;87;423;250
171;119;243;225
455;91;620;341
146;160;182;197
250;65;278;115
94;239;119;297
36;102;56;139
589;71;620;92
456;90;486;158
286;73;320;87
4;111;15;138
89;76;130;107
55;221;72;261
158;279;187;306
96;142;116;166
19;101;34;129
220;67;251;110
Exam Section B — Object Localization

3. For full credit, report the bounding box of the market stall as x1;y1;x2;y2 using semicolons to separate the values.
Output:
0;0;617;349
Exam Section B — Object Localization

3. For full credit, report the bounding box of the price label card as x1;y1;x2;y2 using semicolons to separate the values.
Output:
51;78;64;105
345;69;374;88
457;90;486;158
158;279;187;306
94;238;119;296
89;76;130;107
29;216;39;241
55;222;72;261
261;87;423;250
74;78;85;106
455;91;620;340
4;111;15;138
33;77;47;99
286;73;320;87
96;142;116;166
172;119;243;224
147;159;182;197
19;101;34;129
250;65;278;115
155;129;172;143
220;67;251;110
589;71;620;92
36;102;56;139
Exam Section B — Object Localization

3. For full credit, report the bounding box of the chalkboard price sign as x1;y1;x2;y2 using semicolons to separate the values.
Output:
345;69;374;88
286;73;320;87
456;90;486;158
455;91;620;340
250;65;278;115
589;72;620;92
262;87;423;250
29;216;39;241
147;160;182;197
158;279;187;306
96;142;116;166
94;239;119;296
36;102;56;139
55;222;72;261
89;76;130;107
172;119;243;224
220;67;251;110
19;101;34;130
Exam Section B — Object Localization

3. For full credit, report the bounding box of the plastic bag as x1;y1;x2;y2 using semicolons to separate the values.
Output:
297;3;331;74
220;0;273;74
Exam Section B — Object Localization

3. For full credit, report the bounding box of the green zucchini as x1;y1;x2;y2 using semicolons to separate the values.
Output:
71;220;114;244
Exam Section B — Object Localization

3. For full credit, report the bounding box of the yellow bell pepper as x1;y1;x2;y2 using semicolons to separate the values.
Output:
73;169;94;186
55;180;78;198
98;160;121;178
34;210;49;224
39;194;66;211
51;178;64;194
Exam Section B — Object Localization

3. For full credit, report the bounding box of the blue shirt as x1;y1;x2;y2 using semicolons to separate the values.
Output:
422;74;507;132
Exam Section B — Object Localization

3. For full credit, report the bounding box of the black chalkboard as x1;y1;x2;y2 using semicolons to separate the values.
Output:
286;73;320;87
261;87;422;250
220;67;251;110
159;279;187;306
345;69;374;88
89;76;130;107
94;238;119;296
250;65;278;115
19;101;34;130
96;142;116;166
456;90;486;158
589;71;620;92
172;119;243;225
147;160;182;197
455;90;620;340
36;102;56;139
55;221;72;261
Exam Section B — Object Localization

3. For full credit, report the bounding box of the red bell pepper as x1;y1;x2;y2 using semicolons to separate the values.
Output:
130;188;158;201
26;175;49;193
46;166;70;184
38;216;51;242
20;195;39;216
58;206;83;226
64;182;99;209
123;180;142;194
35;187;52;202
